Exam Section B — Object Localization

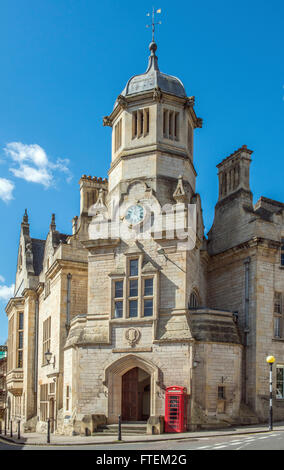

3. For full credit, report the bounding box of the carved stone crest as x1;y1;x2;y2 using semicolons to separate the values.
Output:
173;175;187;203
195;117;203;129
184;96;195;108
25;242;32;254
153;87;162;102
103;116;112;127
117;95;128;110
125;328;141;347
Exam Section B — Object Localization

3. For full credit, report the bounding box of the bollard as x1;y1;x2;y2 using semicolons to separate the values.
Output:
152;425;155;435
118;414;122;441
0;420;2;434
47;418;50;444
17;420;21;440
4;415;6;435
10;420;12;437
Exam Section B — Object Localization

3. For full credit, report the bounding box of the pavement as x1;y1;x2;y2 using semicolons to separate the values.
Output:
1;421;284;447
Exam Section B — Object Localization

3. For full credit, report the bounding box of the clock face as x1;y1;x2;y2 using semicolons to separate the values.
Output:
125;204;145;225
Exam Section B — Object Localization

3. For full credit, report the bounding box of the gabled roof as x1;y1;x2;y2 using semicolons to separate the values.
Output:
31;238;45;276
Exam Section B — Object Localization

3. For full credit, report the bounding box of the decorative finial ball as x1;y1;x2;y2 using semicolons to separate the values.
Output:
149;41;157;54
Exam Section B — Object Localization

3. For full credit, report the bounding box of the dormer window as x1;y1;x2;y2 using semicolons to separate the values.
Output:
132;108;149;139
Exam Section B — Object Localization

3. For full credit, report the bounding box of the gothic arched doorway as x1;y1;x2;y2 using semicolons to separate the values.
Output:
121;367;150;422
104;354;160;424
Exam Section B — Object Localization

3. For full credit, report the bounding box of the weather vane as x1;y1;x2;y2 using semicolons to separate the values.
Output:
146;7;162;42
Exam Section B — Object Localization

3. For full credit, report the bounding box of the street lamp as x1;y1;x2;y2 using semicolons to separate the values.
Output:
266;355;275;431
45;350;52;364
45;350;55;367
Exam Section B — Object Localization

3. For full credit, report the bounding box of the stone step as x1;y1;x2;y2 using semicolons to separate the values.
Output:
238;404;260;425
95;431;146;436
98;427;147;432
238;416;259;425
97;423;147;435
199;422;232;430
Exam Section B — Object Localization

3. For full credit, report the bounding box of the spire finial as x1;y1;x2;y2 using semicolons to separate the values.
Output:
149;41;158;56
50;213;56;231
145;9;161;73
146;7;162;45
22;209;29;224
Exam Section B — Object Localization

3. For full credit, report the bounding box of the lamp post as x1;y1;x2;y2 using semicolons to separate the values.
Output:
118;415;122;441
266;355;275;431
45;350;55;368
45;350;52;364
47;418;50;444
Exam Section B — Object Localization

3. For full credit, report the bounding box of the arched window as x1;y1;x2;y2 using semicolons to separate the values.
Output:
189;292;199;309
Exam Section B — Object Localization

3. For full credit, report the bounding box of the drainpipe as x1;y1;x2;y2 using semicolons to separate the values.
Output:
66;274;72;331
243;257;251;404
34;297;39;396
34;297;39;414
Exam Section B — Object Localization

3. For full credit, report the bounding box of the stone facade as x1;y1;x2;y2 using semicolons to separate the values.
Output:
5;41;284;435
0;346;7;423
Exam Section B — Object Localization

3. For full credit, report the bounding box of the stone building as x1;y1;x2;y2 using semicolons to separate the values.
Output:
0;346;7;424
5;40;284;435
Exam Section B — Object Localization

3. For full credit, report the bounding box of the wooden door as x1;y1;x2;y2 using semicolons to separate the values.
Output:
122;367;139;421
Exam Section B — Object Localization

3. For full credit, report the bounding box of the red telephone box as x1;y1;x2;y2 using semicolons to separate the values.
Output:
165;386;187;433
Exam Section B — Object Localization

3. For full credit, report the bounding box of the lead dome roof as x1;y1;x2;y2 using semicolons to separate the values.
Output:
117;42;187;103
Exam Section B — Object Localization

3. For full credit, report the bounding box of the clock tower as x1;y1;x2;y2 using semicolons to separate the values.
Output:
103;40;202;211
8;17;278;436
64;38;209;430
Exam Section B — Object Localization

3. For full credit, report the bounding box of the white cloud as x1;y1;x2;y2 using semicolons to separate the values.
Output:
0;177;15;202
53;159;73;183
0;283;14;301
4;142;72;188
10;164;53;188
0;275;14;301
5;142;48;167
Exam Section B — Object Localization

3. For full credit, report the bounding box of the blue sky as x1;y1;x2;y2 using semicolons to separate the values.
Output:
0;0;283;343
